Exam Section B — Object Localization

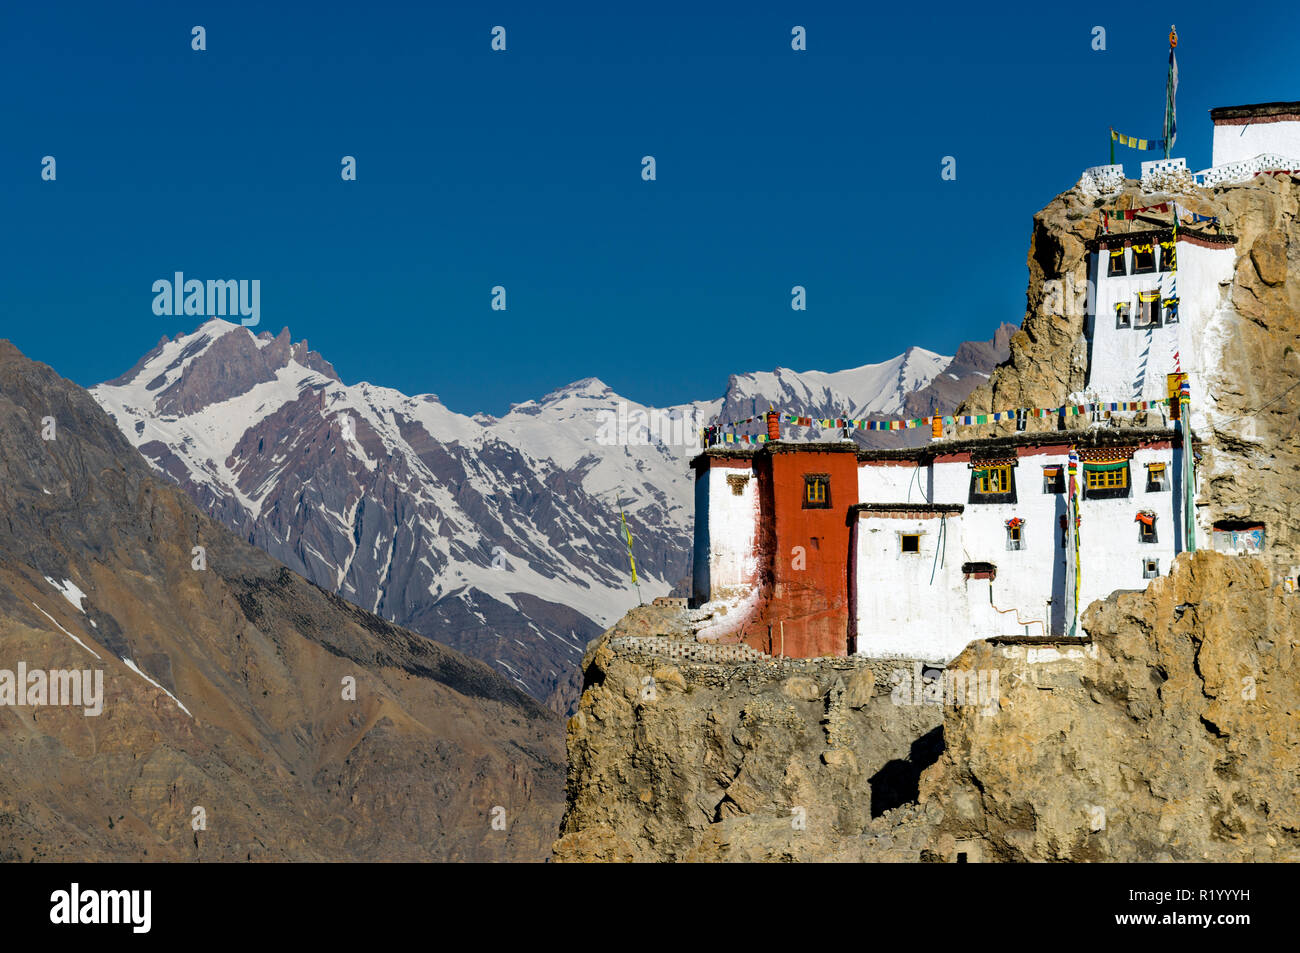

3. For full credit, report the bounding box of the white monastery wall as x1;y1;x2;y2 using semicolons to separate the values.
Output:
1075;445;1180;611
1085;238;1235;405
853;444;1182;660
1212;120;1300;168
857;461;928;503
851;512;974;660
693;462;759;602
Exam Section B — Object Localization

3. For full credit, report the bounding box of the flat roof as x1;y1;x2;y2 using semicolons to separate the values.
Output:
692;429;1184;469
858;428;1181;463
1084;227;1236;251
690;440;858;470
849;502;965;515
1210;101;1300;122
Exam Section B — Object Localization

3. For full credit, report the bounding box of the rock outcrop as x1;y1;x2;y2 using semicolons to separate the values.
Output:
923;550;1298;861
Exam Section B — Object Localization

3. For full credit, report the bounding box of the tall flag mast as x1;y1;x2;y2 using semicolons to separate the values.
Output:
618;498;643;605
1164;26;1179;159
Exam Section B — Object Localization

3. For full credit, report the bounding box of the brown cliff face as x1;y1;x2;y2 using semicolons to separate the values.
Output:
0;341;564;862
923;550;1298;861
552;607;946;862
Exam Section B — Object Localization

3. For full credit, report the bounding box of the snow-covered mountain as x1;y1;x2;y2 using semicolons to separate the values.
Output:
92;319;1010;711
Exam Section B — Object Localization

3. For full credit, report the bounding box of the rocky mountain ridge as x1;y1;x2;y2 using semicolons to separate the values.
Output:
0;340;565;861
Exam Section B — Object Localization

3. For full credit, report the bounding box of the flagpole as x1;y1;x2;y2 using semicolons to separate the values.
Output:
618;497;643;606
1165;26;1178;160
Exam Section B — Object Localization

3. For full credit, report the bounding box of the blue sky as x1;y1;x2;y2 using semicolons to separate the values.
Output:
2;1;1295;415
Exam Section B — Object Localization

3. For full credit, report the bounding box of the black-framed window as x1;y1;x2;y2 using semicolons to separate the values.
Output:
1146;463;1169;492
1159;240;1177;272
1083;462;1131;500
1132;243;1156;274
968;463;1017;504
1108;248;1127;276
1137;514;1158;543
1135;292;1161;328
803;473;831;509
1115;302;1131;329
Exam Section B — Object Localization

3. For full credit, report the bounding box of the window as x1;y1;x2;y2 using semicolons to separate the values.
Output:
1142;558;1160;579
900;534;920;554
1115;302;1131;329
1146;463;1168;492
1163;297;1179;324
1135;291;1161;328
1132;243;1156;274
976;465;1011;494
1159;240;1177;272
969;463;1017;504
1006;518;1025;551
1042;466;1064;493
1083;461;1131;500
1090;467;1128;489
1108;248;1127;276
1137;512;1158;543
803;473;830;509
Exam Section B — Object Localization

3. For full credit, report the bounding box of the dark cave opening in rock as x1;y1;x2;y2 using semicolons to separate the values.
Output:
868;725;945;818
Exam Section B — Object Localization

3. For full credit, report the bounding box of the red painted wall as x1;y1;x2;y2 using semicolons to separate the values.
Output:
741;447;859;658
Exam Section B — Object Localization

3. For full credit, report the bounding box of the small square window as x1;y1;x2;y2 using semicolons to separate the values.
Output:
901;534;920;554
1115;302;1131;329
1108;248;1127;276
1142;558;1160;579
1146;463;1168;492
803;474;830;509
1006;524;1024;551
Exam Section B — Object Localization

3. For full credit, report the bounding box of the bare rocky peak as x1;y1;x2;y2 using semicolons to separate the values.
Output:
151;323;339;416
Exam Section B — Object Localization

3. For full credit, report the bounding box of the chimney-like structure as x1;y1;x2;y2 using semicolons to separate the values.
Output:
765;410;780;442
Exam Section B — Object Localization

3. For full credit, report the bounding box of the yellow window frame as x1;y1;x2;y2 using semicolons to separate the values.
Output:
976;465;1012;494
1090;467;1128;489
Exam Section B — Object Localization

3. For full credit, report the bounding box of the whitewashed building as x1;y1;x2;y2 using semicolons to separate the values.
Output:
1210;101;1300;168
689;98;1291;662
1082;228;1236;411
